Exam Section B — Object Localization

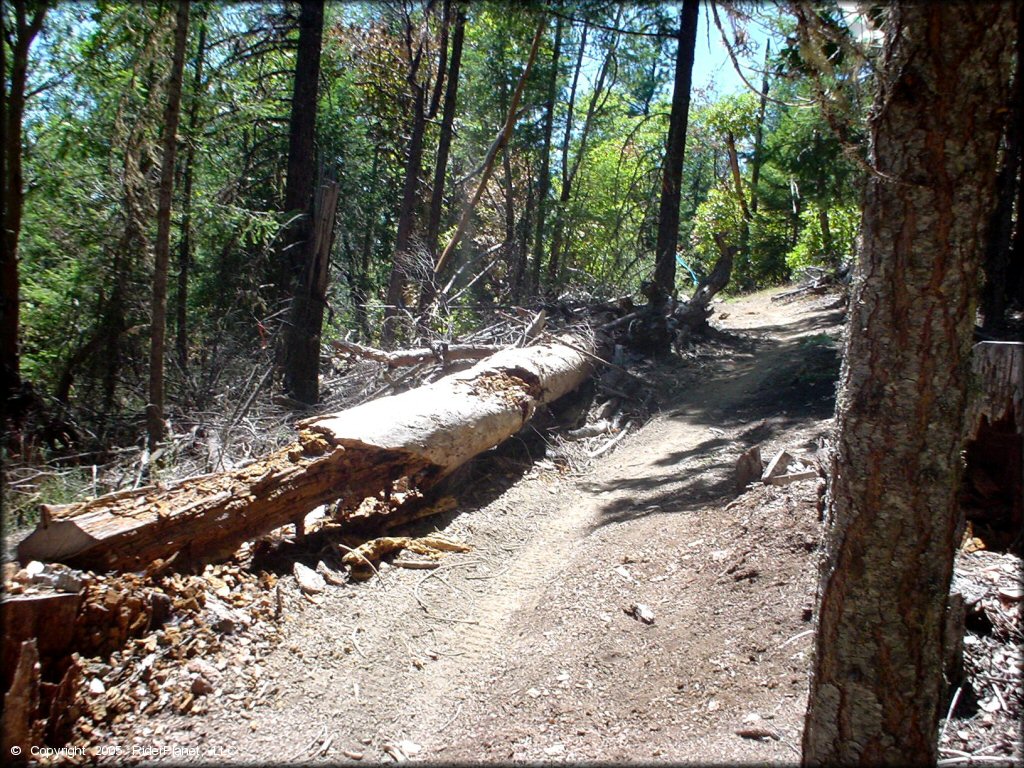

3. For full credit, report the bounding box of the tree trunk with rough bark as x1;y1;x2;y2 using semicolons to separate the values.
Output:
531;14;562;296
146;0;190;449
383;82;426;345
0;0;47;404
175;14;207;373
546;20;587;292
284;179;339;405
802;4;1015;765
981;3;1023;335
279;0;324;399
277;0;323;299
424;6;465;260
651;0;699;303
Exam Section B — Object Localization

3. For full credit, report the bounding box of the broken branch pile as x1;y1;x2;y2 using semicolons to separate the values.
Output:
17;338;594;572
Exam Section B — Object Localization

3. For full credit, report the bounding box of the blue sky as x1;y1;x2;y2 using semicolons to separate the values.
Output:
691;6;775;98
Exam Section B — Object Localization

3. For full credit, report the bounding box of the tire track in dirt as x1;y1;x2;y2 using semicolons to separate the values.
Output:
392;291;842;755
110;288;843;764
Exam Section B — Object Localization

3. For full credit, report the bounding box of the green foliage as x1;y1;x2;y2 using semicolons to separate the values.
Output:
786;202;860;272
690;186;744;273
9;0;869;452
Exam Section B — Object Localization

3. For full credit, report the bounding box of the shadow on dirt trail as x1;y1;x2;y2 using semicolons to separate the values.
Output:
582;298;844;528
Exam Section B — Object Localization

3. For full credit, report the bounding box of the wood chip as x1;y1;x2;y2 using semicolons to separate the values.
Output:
293;562;326;594
735;726;781;741
392;559;441;570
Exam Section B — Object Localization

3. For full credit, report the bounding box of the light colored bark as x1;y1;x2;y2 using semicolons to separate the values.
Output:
17;338;593;572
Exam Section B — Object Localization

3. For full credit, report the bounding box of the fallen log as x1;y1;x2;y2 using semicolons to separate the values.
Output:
331;339;502;368
17;338;594;572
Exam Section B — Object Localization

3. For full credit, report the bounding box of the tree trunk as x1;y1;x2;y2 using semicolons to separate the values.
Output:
546;20;587;291
651;0;699;302
18;338;594;571
284;179;339;405
426;0;451;120
349;149;380;342
146;0;190;449
512;173;534;302
981;3;1023;334
279;0;324;395
424;6;465;258
500;78;517;295
727;129;752;274
531;14;562;296
801;4;1015;765
383;82;426;345
432;18;547;281
277;0;324;298
175;14;207;373
817;204;834;266
0;0;46;403
748;41;770;221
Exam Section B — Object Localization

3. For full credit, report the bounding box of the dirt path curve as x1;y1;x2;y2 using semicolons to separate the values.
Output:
118;287;845;764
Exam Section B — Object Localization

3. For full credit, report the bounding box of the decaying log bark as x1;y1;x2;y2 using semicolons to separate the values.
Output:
332;339;502;368
960;341;1023;552
17;338;594;571
964;341;1023;437
1;639;41;760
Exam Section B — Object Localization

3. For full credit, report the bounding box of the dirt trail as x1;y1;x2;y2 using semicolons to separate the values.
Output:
110;287;846;764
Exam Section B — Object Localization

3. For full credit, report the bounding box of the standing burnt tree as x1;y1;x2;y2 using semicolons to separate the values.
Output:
802;3;1016;765
0;0;47;405
280;0;325;405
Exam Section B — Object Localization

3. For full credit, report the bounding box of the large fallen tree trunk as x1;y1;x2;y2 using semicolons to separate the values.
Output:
331;338;503;368
17;338;594;572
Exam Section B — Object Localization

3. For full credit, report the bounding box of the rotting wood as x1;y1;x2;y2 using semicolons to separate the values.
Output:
341;534;470;580
964;341;1023;438
332;339;502;368
1;639;41;759
17;338;593;572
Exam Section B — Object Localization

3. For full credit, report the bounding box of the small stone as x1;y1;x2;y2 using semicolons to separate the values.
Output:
767;469;818;486
191;676;215;696
89;678;106;695
398;741;420;756
55;570;86;593
735;446;763;491
613;566;634;582
543;744;565;756
294;562;326;594
628;604;655;624
187;659;221;680
979;697;1001;713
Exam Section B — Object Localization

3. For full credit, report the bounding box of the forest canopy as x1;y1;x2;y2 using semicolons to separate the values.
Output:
2;0;873;447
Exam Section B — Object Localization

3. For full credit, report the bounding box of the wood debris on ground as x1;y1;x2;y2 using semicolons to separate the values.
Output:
939;549;1023;764
0;505;483;763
